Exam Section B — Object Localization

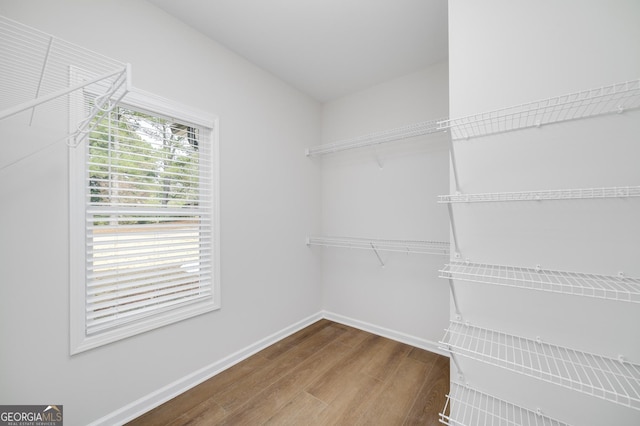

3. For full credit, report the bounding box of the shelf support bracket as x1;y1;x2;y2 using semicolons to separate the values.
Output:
29;35;54;126
447;203;461;258
449;351;465;382
370;242;385;267
448;279;462;320
449;138;461;193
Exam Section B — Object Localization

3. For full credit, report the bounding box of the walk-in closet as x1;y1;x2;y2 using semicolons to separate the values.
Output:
1;1;638;425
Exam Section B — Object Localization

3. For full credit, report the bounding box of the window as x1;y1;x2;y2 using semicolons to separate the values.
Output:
70;89;219;354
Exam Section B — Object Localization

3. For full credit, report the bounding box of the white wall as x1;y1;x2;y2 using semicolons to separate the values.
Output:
0;1;321;424
448;1;640;424
318;63;450;351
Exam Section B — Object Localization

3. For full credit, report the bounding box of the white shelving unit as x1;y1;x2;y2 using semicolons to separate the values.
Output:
307;236;449;266
440;321;640;412
439;261;640;303
439;79;640;141
440;78;640;423
0;15;130;168
306;118;446;157
440;382;571;426
438;185;640;204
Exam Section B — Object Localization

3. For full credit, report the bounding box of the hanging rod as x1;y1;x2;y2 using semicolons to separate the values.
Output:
439;78;640;140
306;236;450;256
440;381;571;426
440;321;640;411
440;261;640;303
306;119;447;157
438;185;640;203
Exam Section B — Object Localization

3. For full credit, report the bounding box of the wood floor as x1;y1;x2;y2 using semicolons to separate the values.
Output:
127;319;449;425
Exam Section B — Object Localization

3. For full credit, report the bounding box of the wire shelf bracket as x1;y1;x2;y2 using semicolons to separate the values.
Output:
439;79;640;140
440;381;572;426
439;185;640;204
440;321;640;411
306;119;447;157
306;236;450;266
0;15;131;168
440;261;640;303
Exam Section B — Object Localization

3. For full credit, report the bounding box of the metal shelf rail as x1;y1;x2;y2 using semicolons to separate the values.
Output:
307;236;449;266
440;321;640;411
438;185;640;204
439;381;571;426
438;79;640;140
440;261;640;303
306;119;446;157
307;235;449;255
0;15;130;168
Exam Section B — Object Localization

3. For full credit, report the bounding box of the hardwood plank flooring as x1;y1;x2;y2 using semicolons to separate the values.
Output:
127;320;449;425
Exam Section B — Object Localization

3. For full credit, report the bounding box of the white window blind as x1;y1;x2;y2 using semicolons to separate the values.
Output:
70;88;219;353
85;106;214;334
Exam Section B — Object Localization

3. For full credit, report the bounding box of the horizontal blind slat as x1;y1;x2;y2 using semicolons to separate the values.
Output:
87;205;213;214
87;288;212;321
88;267;212;293
87;217;213;226
86;292;212;334
86;162;205;183
90;236;212;250
86;170;210;184
88;253;205;272
87;146;212;169
89;248;209;266
88;278;210;308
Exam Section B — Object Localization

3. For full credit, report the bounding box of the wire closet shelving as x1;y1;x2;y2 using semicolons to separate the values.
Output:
439;78;640;141
0;15;130;155
440;261;640;303
307;236;449;255
438;185;640;204
306;119;447;157
440;321;640;412
439;382;571;426
307;236;449;267
440;77;640;424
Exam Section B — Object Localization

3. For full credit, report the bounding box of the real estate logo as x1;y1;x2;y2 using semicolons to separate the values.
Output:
0;405;63;426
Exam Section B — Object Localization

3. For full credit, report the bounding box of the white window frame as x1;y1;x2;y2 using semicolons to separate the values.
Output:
69;86;220;355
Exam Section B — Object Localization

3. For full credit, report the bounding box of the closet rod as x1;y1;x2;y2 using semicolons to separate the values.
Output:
306;119;447;157
307;236;450;256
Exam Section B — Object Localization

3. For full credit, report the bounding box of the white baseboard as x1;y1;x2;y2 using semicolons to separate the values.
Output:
322;310;449;358
90;310;447;425
88;311;323;426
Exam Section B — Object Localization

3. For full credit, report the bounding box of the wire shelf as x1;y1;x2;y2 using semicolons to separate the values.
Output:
438;185;640;204
307;236;450;256
440;321;640;411
440;261;640;303
439;79;640;140
440;381;571;426
306;119;446;157
0;15;130;140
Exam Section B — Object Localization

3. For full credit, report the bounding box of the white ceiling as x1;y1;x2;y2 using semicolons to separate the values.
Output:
148;0;448;102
